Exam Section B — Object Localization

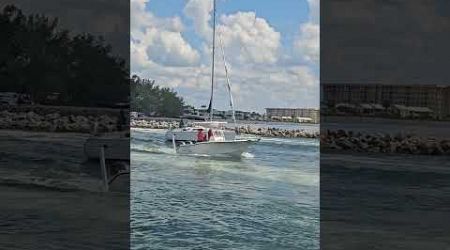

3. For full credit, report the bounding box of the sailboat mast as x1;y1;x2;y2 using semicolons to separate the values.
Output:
209;0;216;121
219;34;236;125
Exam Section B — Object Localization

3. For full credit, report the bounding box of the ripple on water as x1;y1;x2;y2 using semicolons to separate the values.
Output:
131;129;319;249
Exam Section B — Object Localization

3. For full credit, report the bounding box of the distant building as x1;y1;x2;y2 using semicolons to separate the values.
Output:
235;110;246;120
0;92;32;105
0;92;20;105
249;112;262;120
321;83;450;120
265;108;320;123
182;105;196;115
213;109;226;119
181;105;263;121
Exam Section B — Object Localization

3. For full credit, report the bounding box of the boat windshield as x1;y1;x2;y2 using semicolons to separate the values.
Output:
192;121;227;129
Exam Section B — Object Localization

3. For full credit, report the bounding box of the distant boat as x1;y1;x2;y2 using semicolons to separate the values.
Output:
165;0;259;158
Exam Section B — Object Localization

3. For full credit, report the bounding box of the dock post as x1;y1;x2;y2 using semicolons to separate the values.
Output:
99;145;109;192
172;134;177;152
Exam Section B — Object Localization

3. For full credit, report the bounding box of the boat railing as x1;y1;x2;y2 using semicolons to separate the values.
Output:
192;121;227;129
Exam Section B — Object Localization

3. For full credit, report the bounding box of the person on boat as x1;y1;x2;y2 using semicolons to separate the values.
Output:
197;129;206;142
207;129;213;141
179;119;184;128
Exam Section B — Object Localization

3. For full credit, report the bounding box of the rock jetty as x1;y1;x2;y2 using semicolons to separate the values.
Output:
0;110;119;133
237;125;319;139
321;129;450;155
131;119;319;139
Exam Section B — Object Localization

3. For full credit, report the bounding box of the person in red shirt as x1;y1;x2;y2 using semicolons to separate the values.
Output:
197;129;206;142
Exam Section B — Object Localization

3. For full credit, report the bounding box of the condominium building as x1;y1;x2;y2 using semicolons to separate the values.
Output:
265;108;320;123
321;83;450;119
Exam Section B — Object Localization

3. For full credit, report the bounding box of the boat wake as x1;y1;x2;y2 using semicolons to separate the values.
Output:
0;168;104;192
131;145;176;155
242;152;255;158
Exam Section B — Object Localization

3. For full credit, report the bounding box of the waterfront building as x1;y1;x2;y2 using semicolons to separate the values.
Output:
182;105;196;115
265;108;320;123
181;106;263;121
213;109;226;119
321;83;450;120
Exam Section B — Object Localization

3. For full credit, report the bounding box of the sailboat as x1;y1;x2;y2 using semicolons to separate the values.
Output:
165;0;260;158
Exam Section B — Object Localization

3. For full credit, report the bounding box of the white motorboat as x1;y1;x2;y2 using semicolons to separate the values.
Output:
165;121;235;141
166;121;260;158
165;0;259;158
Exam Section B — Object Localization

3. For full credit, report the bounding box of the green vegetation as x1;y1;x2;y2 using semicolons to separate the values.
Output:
130;75;184;118
0;5;128;106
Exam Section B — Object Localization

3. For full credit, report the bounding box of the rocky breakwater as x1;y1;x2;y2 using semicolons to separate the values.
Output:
0;110;119;133
321;129;450;155
131;119;319;139
131;119;179;129
237;126;319;139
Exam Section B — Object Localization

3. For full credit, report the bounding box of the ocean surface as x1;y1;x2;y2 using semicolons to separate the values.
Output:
321;153;450;249
0;130;129;249
131;128;320;249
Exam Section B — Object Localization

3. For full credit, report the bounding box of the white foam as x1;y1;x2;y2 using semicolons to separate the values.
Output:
242;152;255;158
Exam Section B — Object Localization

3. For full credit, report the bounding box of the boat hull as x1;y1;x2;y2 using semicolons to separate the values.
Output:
176;139;259;158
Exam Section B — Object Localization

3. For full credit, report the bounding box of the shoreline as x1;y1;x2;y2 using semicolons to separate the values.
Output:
131;119;320;139
321;129;450;155
0;108;125;133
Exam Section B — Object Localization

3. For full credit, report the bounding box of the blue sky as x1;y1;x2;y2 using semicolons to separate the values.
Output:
131;0;319;113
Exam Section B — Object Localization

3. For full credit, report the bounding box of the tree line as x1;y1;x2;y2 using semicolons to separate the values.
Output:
0;5;184;116
0;5;128;106
130;75;184;118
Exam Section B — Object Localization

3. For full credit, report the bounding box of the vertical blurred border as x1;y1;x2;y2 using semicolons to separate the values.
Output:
320;0;450;249
0;0;130;249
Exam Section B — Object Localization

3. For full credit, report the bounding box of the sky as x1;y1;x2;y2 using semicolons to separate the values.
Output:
131;0;319;113
322;0;450;85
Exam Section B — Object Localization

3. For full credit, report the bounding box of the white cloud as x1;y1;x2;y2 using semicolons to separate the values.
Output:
183;0;280;65
293;0;320;64
131;0;200;67
307;0;320;24
294;23;319;64
227;65;319;110
183;0;213;41
131;0;320;112
131;0;184;33
145;28;200;66
218;12;281;65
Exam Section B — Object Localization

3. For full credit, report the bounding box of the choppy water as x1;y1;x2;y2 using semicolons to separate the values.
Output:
321;153;450;249
131;128;320;249
0;130;129;249
0;130;103;191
